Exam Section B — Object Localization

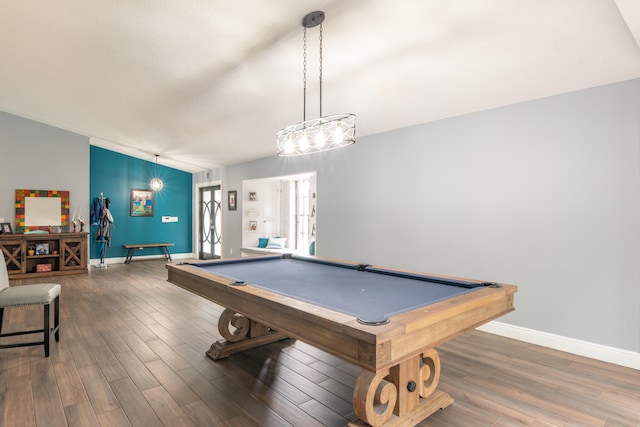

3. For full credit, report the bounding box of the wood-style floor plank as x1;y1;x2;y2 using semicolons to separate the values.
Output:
3;374;36;426
31;357;67;427
64;400;101;427
53;359;89;406
109;377;163;427
0;260;637;427
77;364;120;415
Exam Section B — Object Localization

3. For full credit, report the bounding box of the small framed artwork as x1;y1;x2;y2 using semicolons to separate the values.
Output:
249;192;257;201
35;243;49;255
228;190;237;211
50;225;62;234
0;222;12;234
131;188;154;216
249;221;257;231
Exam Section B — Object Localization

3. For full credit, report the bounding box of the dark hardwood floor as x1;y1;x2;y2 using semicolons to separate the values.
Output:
0;260;638;426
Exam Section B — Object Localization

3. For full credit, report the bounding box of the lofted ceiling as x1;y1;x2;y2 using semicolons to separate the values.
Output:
1;0;640;173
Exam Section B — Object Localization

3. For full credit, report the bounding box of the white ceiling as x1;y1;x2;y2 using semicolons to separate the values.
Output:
1;0;639;172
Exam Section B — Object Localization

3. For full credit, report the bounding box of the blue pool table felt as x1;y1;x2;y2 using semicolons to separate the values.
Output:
191;256;482;324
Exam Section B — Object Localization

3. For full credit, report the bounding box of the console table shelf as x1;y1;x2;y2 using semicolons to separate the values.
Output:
0;232;88;278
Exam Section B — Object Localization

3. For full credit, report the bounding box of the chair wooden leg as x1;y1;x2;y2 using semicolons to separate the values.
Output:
54;296;60;342
44;303;50;357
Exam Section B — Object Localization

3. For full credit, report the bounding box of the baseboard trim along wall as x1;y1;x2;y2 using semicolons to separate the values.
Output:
478;321;640;370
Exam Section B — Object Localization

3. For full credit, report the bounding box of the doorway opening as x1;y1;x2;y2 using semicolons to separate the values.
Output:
241;173;316;255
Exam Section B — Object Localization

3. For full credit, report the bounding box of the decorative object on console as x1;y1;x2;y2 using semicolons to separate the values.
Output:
36;264;52;273
0;223;11;235
71;208;86;232
276;11;356;156
35;243;49;255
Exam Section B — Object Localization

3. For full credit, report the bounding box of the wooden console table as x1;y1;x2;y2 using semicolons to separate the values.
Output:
0;232;88;278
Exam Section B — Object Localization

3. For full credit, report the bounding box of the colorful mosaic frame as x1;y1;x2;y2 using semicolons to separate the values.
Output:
15;189;70;233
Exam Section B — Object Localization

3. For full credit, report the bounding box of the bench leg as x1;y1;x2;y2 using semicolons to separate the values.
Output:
124;248;134;264
161;246;172;262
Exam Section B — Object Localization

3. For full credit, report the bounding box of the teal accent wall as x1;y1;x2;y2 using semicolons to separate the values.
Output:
89;146;192;259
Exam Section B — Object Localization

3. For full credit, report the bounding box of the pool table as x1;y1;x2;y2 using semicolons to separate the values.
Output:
166;254;516;427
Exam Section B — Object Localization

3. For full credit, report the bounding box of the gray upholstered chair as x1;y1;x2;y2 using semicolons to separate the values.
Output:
0;257;61;357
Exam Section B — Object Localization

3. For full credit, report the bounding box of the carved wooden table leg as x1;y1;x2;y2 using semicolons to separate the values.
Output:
350;348;453;427
206;308;288;360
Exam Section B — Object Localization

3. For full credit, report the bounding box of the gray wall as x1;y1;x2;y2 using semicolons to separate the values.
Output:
0;111;90;230
196;79;640;354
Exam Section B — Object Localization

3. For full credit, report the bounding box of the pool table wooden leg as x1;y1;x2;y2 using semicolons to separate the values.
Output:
206;308;289;360
351;348;453;427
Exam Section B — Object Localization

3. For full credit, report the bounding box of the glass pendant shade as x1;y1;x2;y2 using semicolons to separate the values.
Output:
150;177;163;191
149;154;163;191
277;113;355;156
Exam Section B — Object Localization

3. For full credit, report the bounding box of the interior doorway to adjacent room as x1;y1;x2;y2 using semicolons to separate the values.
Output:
242;173;316;255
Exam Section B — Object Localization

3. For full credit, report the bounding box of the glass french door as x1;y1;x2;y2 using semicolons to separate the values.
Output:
199;185;221;259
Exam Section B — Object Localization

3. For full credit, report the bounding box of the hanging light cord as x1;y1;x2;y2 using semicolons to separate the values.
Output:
319;23;323;118
302;22;324;121
303;26;307;122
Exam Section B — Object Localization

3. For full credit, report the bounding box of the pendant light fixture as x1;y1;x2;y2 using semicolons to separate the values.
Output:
276;11;356;156
150;154;164;191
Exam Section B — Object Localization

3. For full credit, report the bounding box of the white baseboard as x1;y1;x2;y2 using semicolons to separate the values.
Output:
89;252;194;267
478;321;640;370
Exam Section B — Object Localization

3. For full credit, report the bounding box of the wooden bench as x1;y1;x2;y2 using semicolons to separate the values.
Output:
123;243;174;264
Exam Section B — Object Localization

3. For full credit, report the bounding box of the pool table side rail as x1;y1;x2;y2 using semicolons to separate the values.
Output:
167;264;374;367
367;286;516;368
166;263;516;372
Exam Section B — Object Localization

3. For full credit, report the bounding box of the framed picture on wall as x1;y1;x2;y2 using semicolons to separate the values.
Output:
0;222;12;234
228;190;237;211
249;192;257;201
130;188;154;216
249;221;257;231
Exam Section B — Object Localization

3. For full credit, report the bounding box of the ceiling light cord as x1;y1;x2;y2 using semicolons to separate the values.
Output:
303;26;307;122
319;23;322;118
